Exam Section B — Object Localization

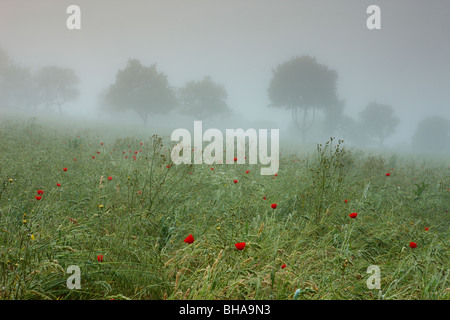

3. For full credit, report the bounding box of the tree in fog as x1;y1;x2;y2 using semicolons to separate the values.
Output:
358;102;399;147
412;116;450;154
35;66;79;113
177;76;231;120
0;47;37;110
268;55;339;142
100;59;176;126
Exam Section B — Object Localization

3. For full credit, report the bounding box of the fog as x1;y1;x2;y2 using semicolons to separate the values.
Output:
1;0;449;153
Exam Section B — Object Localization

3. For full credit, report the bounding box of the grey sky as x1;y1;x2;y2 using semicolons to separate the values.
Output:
1;0;449;145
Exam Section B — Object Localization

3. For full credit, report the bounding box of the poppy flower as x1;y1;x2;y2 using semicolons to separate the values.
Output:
245;170;250;174
424;227;429;231
56;183;61;187
140;142;143;146
349;212;358;218
37;190;44;195
234;157;237;162
73;158;77;161
263;196;266;200
274;173;278;177
135;151;138;154
210;167;214;170
233;179;238;184
409;242;417;249
97;255;103;262
92;156;95;159
271;203;277;209
235;242;246;250
63;168;68;172
108;176;112;181
35;196;42;200
184;234;194;244
281;264;286;269
386;173;391;176
100;143;103;146
166;165;171;168
344;199;348;204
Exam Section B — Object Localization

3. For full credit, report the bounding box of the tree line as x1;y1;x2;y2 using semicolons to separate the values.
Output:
0;47;448;153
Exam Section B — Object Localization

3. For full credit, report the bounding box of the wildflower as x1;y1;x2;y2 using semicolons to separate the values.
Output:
97;255;103;262
97;151;100;154
274;173;278;177
344;199;348;204
234;157;237;162
386;173;391;176
73;158;77;161
9;178;13;183
210;167;214;170
22;219;27;224
166;165;171;168
108;176;112;181
99;205;104;209
235;242;246;250
37;190;44;195
100;143;103;145
30;234;35;240
349;212;358;218
184;234;194;244
140;142;143;146
263;196;266;200
233;179;238;184
425;227;429;231
245;170;250;174
35;196;42;201
409;242;417;249
271;203;277;209
63;168;68;172
57;183;61;187
92;156;95;159
281;264;286;269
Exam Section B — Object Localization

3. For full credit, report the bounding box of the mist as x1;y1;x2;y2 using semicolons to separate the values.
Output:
1;0;449;154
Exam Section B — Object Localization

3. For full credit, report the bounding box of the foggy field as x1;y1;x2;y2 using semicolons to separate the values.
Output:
0;117;448;300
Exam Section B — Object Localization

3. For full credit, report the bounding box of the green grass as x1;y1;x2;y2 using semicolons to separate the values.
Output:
0;116;448;300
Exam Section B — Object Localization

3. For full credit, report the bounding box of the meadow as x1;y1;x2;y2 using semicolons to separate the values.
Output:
0;116;448;300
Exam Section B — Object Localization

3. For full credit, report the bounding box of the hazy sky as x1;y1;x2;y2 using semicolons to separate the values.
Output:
1;0;449;145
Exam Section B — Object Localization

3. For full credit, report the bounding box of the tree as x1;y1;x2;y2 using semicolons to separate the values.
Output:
177;76;231;120
0;47;37;111
101;59;176;126
35;66;79;113
358;102;399;147
412;116;450;154
268;55;339;142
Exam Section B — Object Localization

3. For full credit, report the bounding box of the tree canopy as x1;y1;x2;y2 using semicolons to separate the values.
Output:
177;76;231;120
35;66;79;113
268;55;339;142
100;59;176;126
358;102;399;147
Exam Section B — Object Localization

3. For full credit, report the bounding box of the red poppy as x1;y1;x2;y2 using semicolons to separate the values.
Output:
97;255;103;262
73;158;77;161
263;196;266;200
100;143;103;146
97;151;100;154
245;170;250;174
56;183;61;187
271;203;277;209
35;196;42;200
409;242;417;249
274;173;278;176
37;190;44;195
135;151;138;154
184;234;194;244
344;199;348;204
92;156;95;159
108;176;112;181
281;264;286;269
424;227;429;231
166;165;171;168
140;142;143;146
63;168;68;172
233;179;238;184
386;173;391;176
349;212;358;218
210;167;214;170
235;242;246;250
234;157;237;162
